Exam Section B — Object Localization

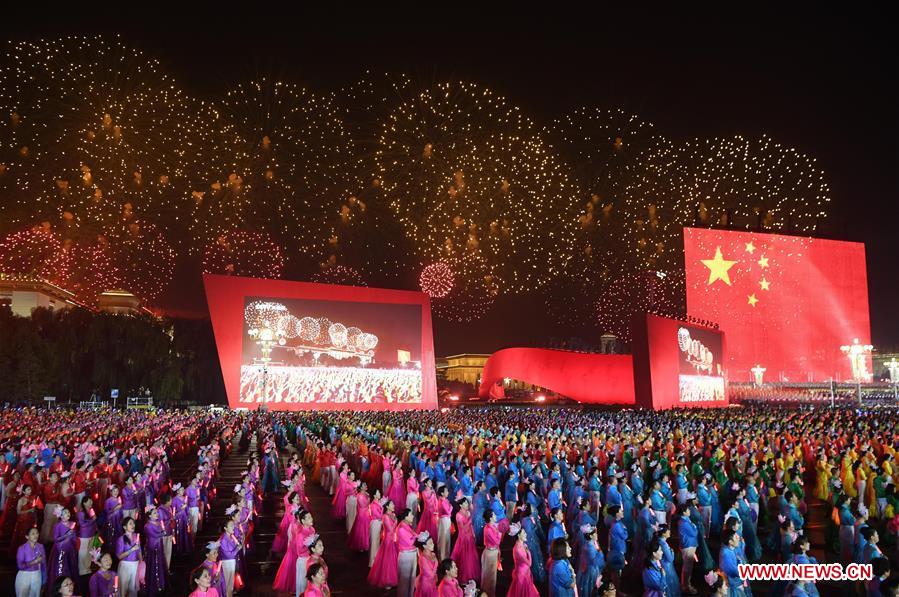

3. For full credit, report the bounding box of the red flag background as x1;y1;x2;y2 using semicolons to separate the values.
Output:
683;228;871;383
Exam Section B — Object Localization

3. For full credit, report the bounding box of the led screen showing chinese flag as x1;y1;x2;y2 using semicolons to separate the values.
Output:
684;228;871;383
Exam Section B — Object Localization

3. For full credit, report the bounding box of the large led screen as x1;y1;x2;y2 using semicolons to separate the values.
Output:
684;228;871;383
677;325;726;404
204;275;437;410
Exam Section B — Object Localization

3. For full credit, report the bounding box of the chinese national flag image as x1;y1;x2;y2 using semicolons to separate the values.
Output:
683;227;871;383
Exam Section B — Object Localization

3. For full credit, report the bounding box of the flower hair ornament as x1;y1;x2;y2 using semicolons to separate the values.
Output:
206;541;221;551
282;480;293;487
145;505;156;514
225;505;238;516
89;547;103;564
233;484;242;493
704;571;720;586
777;514;786;523
172;483;182;492
463;580;478;597
858;505;869;517
731;482;740;492
580;523;596;535
53;505;64;518
508;522;522;536
416;531;430;543
303;533;320;548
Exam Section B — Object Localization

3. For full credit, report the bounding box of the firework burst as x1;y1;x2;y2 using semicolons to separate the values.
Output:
374;77;579;294
311;264;368;287
199;78;356;258
104;219;175;304
0;36;219;244
202;230;285;279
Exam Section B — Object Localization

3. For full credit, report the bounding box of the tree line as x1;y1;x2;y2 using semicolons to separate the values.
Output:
0;307;225;406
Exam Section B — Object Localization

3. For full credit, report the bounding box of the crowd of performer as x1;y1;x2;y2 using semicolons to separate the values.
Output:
1;407;237;596
3;402;899;596
270;404;899;596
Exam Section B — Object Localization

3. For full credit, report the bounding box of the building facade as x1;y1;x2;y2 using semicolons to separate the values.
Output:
0;274;79;317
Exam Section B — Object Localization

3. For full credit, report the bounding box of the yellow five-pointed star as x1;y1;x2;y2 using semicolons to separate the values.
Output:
745;241;755;254
759;278;770;291
748;294;759;307
701;246;737;286
758;255;769;268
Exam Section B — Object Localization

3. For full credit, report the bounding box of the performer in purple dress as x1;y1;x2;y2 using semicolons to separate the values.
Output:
47;507;78;591
15;527;45;597
172;484;194;555
103;485;124;546
143;505;169;595
77;496;99;576
157;493;174;570
88;551;118;597
187;477;202;535
121;476;139;522
115;517;142;597
219;519;240;597
201;540;228;597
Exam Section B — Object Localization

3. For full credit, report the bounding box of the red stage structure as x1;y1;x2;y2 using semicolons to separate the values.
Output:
478;348;636;405
478;314;729;410
204;274;438;411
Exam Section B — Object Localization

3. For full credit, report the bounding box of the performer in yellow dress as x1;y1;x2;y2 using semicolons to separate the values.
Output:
814;455;831;500
841;453;857;498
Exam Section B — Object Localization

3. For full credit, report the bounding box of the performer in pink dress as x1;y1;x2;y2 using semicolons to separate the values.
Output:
330;464;350;520
396;508;418;597
368;492;385;567
481;511;503;597
450;497;481;584
417;479;439;541
414;531;438;597
507;523;540;597
405;474;420;524
271;491;301;555
347;483;372;551
367;500;399;588
437;559;464;597
435;486;452;561
389;461;406;510
302;562;329;597
272;508;315;595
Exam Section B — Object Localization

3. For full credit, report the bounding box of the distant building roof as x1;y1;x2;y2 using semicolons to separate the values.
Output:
0;273;80;302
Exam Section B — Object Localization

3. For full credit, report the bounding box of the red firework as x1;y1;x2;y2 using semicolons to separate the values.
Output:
0;226;70;286
419;262;455;298
106;220;176;304
69;239;121;307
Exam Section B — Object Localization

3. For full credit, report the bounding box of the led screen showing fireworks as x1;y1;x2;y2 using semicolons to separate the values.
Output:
240;296;423;406
204;274;437;411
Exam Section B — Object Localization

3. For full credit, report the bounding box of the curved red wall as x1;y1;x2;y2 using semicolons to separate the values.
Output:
478;348;636;405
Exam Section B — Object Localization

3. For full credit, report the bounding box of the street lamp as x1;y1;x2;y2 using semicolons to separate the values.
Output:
840;338;873;405
257;327;277;410
887;357;899;402
750;364;766;387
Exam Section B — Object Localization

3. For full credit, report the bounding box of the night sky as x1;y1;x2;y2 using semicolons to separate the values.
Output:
4;15;896;354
